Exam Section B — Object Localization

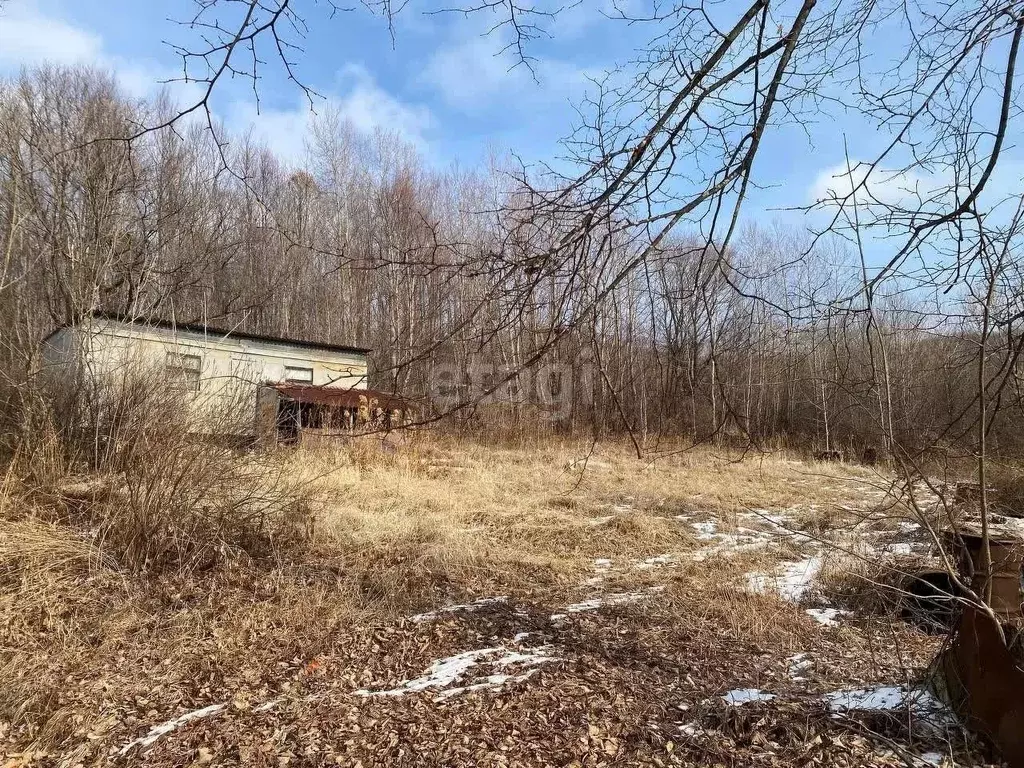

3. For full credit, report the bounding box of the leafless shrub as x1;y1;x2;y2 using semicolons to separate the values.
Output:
986;466;1024;518
10;367;314;574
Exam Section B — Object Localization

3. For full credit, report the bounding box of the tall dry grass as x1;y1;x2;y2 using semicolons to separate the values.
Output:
9;367;316;573
0;369;331;748
0;399;888;755
280;436;878;610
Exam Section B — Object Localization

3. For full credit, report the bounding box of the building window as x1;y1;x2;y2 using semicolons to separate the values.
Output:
166;352;202;393
284;365;314;384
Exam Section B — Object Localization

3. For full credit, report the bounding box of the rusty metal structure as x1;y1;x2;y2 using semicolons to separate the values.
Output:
255;383;417;447
954;531;1024;623
939;507;1024;766
943;606;1024;767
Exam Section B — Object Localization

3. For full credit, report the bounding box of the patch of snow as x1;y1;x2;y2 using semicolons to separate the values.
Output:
686;515;790;561
742;509;797;528
119;703;227;754
754;513;815;544
787;653;813;680
436;669;539;700
692;537;770;562
806;607;850;626
359;648;494;696
825;685;949;720
691;521;719;539
555;586;666;618
678;723;706;737
493;649;552;666
636;553;677;569
356;645;558;700
409;596;507;623
747;556;822;602
723;688;776;705
885;542;916;556
826;685;906;711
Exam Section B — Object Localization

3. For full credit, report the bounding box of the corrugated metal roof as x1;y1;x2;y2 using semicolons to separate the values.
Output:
273;384;415;410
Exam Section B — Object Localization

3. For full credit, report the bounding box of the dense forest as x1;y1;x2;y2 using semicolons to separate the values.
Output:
1;66;1021;458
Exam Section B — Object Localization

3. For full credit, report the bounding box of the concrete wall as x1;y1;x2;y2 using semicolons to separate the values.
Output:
41;318;369;435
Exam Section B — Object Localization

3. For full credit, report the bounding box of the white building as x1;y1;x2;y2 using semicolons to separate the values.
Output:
40;312;405;444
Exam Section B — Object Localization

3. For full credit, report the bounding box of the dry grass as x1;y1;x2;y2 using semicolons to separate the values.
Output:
1;433;937;761
306;438;873;570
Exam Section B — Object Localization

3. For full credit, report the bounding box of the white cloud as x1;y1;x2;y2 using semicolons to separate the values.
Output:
808;162;946;208
808;157;1024;225
0;0;197;103
0;0;102;67
423;35;520;110
333;64;432;143
0;3;430;162
226;64;433;164
226;100;315;165
421;31;592;112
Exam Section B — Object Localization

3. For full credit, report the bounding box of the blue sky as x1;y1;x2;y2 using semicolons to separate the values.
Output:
0;0;633;165
0;1;839;207
0;0;1021;249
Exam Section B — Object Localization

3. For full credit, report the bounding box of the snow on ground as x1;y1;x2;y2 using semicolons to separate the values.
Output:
409;596;508;623
746;556;823;602
119;703;227;755
806;607;850;626
826;685;908;711
356;645;559;700
123;641;561;753
722;688;776;705
692;536;771;562
683;506;831;564
715;682;955;731
120;483;957;764
740;509;816;543
885;542;916;556
678;722;706;736
825;684;957;734
685;518;775;561
825;685;948;717
691;521;719;539
551;586;666;621
787;653;813;680
636;553;677;569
